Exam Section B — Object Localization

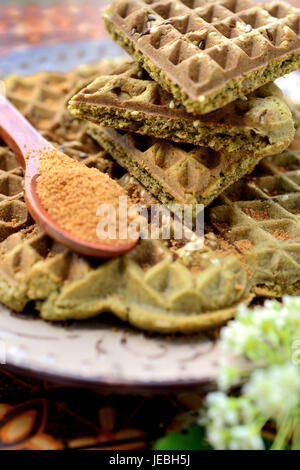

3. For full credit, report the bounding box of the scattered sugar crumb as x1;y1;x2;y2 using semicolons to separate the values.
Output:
234;239;253;253
272;229;295;241
243;208;269;221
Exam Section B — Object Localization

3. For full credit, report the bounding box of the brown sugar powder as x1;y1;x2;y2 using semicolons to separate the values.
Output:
35;149;137;245
234;239;253;253
272;229;295;241
243;208;269;221
216;238;252;278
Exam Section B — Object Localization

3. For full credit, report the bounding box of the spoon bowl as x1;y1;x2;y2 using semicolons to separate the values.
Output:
0;97;138;257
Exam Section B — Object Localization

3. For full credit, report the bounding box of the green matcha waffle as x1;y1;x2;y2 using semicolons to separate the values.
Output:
0;224;251;333
103;0;300;114
0;66;251;333
209;149;300;297
69;61;294;156
0;140;251;332
0;64;299;334
86;123;264;209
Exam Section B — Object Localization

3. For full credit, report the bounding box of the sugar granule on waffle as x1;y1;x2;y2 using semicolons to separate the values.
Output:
243;208;269;220
103;0;300;114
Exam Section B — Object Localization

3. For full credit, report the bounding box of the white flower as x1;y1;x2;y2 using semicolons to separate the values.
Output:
201;296;300;450
229;425;264;450
202;393;264;450
206;426;228;450
244;364;300;422
217;364;241;391
220;296;300;365
205;392;237;428
283;295;300;309
220;321;260;355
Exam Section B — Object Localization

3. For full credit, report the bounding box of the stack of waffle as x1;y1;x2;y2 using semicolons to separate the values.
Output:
1;0;300;334
69;0;300;209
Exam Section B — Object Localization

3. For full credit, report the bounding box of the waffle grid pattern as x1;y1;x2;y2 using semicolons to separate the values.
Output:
0;146;30;241
2;224;251;338
5;66;103;142
88;124;263;207
105;0;300;112
69;59;278;114
209;149;300;295
0;62;300;332
69;60;294;154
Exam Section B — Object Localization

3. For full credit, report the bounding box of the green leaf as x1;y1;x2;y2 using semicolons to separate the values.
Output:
153;426;212;450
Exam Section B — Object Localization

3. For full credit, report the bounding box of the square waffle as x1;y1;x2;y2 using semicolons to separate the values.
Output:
208;148;300;297
0;63;299;334
68;60;294;156
4;58;125;145
0;144;251;331
0;64;250;332
86;123;266;209
103;0;300;114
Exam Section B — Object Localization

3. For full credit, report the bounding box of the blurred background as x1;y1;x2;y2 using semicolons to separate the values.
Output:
1;0;299;56
0;0;110;56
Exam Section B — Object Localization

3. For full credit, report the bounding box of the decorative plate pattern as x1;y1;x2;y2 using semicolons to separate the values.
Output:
0;303;223;390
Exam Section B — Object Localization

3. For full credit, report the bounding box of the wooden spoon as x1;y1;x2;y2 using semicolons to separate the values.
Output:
0;97;138;257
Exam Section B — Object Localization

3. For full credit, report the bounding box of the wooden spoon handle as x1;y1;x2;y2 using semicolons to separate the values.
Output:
0;96;53;169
